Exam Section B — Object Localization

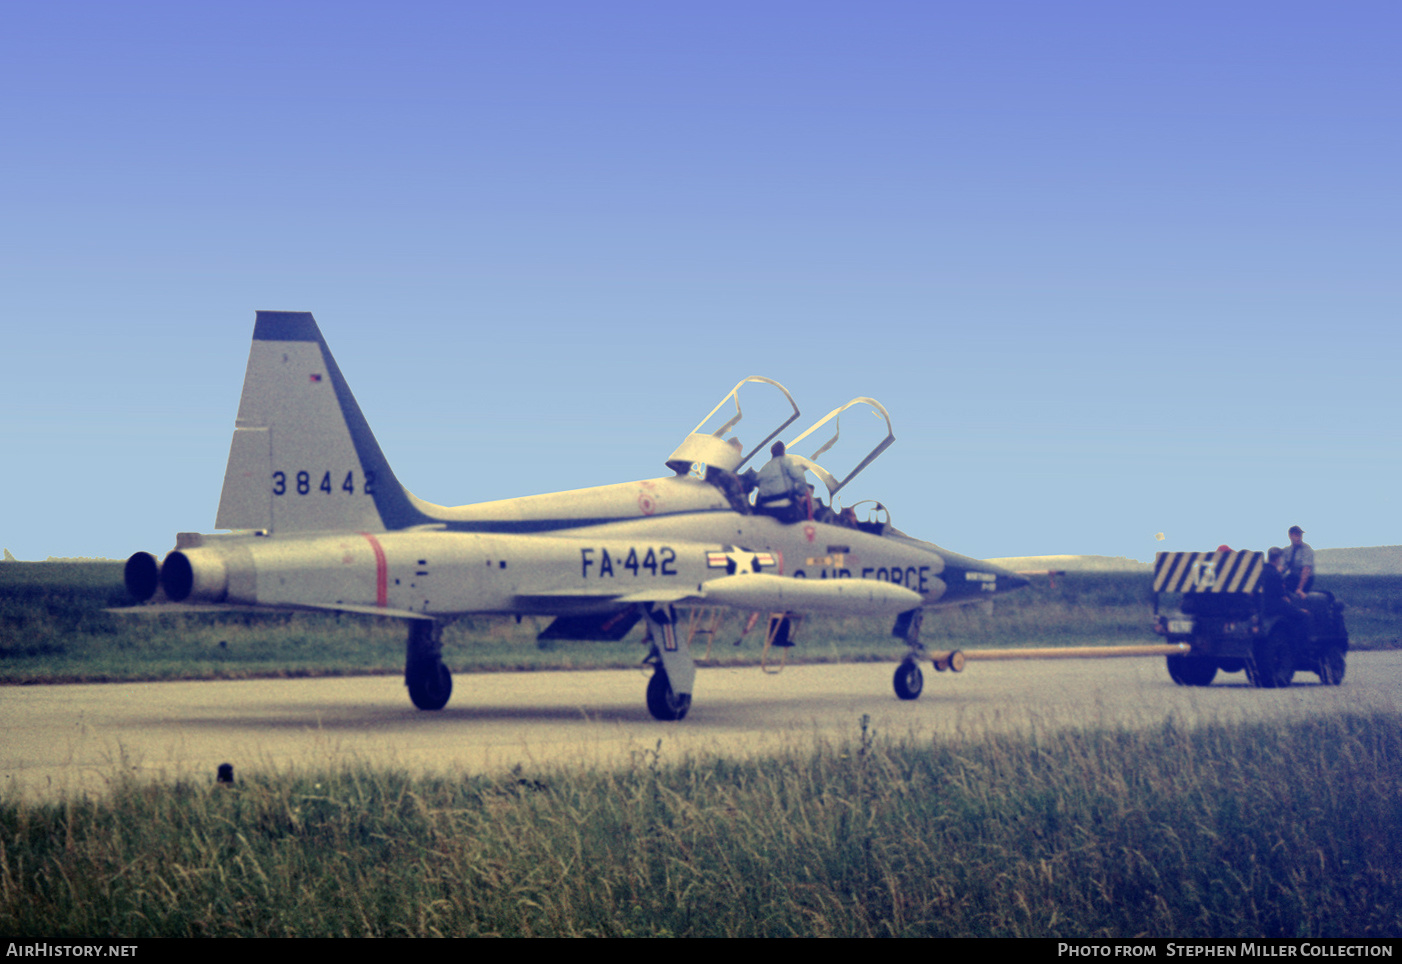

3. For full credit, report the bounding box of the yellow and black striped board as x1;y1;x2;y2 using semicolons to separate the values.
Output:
1153;550;1265;594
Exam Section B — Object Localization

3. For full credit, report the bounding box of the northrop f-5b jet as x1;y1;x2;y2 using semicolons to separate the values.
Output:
124;312;1027;719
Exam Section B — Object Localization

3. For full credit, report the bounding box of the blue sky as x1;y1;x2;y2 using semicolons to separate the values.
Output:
2;2;1398;562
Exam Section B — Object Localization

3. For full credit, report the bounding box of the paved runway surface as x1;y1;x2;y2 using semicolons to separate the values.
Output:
4;652;1400;800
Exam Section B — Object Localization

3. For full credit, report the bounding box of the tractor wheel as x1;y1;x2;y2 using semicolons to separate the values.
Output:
1167;655;1217;687
1317;645;1346;686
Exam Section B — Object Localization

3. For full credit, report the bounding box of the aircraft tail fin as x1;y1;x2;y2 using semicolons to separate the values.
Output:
215;312;429;534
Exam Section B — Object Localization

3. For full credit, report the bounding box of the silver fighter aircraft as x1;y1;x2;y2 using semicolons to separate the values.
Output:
123;312;1027;719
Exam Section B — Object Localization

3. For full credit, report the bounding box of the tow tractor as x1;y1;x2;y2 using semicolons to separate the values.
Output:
1151;550;1348;688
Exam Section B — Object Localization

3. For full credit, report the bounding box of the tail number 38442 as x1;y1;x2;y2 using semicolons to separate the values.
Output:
272;470;376;496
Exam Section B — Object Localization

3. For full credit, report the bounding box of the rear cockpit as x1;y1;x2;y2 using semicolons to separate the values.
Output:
669;376;899;534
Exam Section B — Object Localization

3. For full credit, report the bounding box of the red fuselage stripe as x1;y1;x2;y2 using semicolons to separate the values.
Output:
360;532;387;607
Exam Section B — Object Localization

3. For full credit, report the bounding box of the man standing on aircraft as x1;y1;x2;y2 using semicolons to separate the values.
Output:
754;440;810;522
1282;526;1314;596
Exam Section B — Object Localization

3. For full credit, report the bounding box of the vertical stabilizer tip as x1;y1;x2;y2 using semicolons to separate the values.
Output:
253;311;320;342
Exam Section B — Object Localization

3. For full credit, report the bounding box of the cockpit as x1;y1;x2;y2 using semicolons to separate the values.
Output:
666;376;899;534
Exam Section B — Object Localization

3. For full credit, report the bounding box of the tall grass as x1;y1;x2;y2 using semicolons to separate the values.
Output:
2;712;1398;937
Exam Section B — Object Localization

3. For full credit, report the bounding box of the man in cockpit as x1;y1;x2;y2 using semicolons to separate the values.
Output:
754;441;809;523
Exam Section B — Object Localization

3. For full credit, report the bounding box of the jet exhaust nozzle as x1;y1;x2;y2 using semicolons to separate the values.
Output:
124;552;161;602
160;549;229;603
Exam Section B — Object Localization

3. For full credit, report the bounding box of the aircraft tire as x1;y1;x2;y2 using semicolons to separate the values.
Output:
408;661;453;711
1166;654;1217;687
1317;645;1346;686
646;669;691;721
893;660;924;700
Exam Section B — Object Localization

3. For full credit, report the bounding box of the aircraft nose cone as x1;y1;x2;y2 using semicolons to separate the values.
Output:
978;561;1030;593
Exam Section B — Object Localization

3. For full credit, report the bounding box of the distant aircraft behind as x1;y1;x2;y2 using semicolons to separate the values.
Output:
123;311;1027;719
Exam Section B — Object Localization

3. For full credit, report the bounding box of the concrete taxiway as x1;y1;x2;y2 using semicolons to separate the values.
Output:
4;652;1400;800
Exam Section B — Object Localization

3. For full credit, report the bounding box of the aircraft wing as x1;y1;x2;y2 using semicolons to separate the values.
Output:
516;574;920;618
109;602;435;621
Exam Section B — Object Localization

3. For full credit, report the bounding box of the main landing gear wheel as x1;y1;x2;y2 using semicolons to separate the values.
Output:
893;660;924;701
1166;654;1218;687
646;669;691;721
408;661;453;710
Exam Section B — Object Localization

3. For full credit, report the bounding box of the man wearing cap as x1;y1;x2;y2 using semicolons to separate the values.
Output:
1282;526;1314;596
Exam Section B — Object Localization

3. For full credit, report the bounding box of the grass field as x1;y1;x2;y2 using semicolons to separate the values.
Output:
2;562;1398;685
1;711;1398;937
